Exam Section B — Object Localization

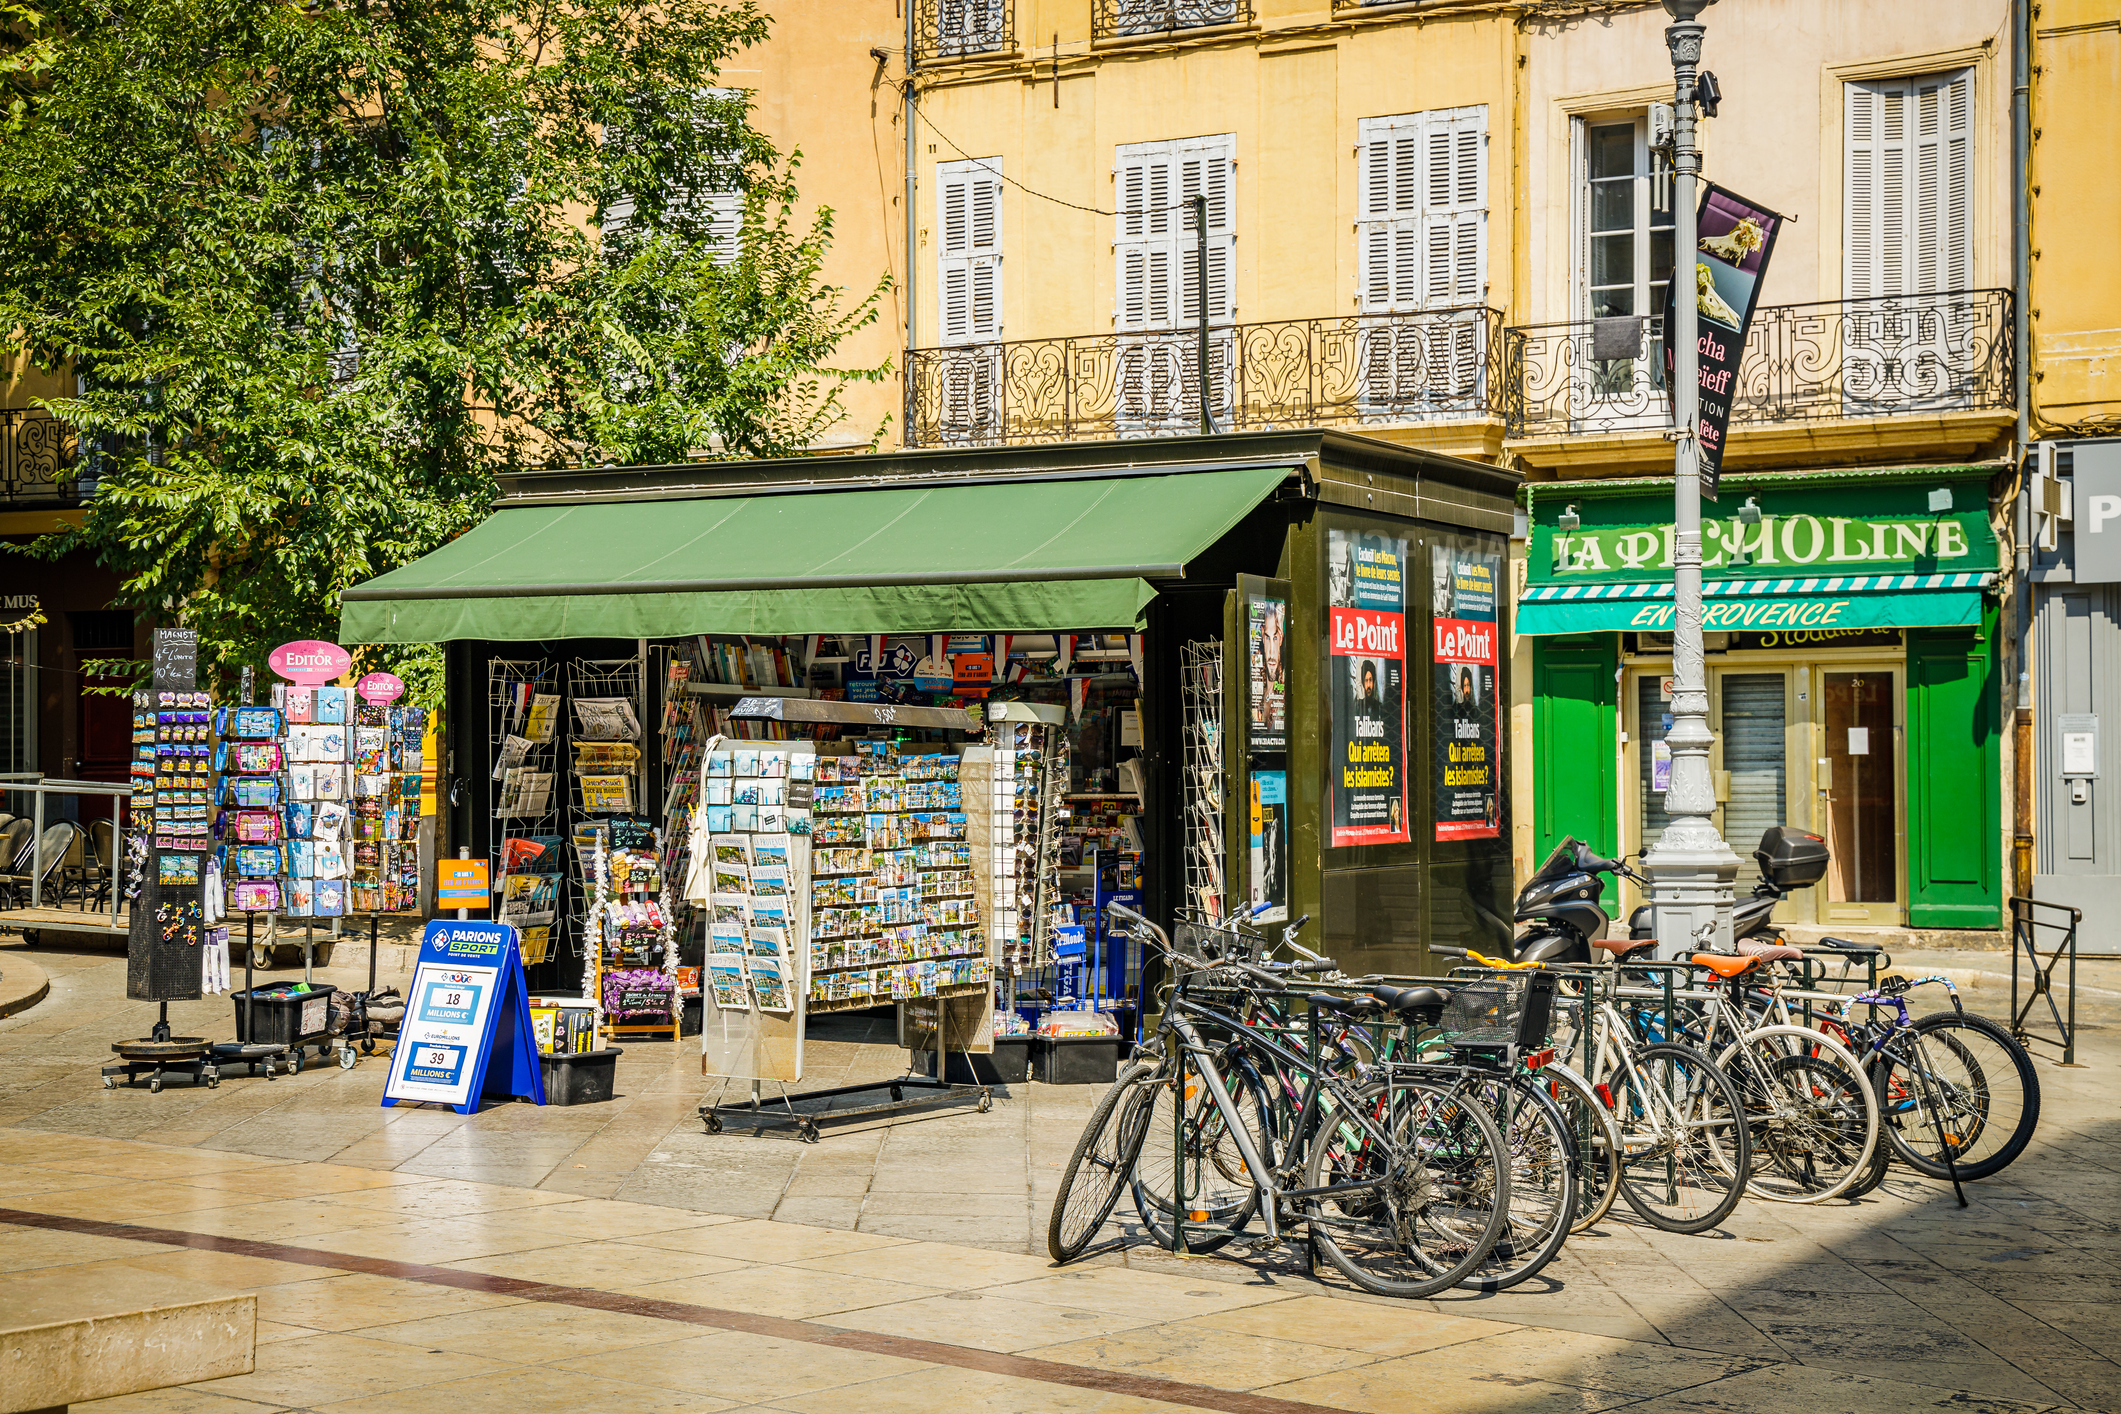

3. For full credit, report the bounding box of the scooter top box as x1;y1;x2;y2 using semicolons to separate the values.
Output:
1754;825;1829;890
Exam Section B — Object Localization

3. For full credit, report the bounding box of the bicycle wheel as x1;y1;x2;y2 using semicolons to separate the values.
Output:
1714;1025;1877;1204
1613;1042;1750;1234
1873;1011;2040;1182
1047;1061;1157;1262
1458;1074;1576;1292
1305;1073;1509;1298
1543;1062;1621;1232
1131;1055;1265;1254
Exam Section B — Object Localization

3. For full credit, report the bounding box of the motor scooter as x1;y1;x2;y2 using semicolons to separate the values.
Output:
1509;836;1645;965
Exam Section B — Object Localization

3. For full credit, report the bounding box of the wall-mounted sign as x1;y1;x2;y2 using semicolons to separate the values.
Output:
356;671;405;705
2069;441;2121;585
1432;539;1501;841
268;639;351;686
436;858;491;909
1245;585;1288;753
1327;528;1409;847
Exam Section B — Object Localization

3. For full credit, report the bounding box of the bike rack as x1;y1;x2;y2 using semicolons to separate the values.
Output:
2008;895;2082;1067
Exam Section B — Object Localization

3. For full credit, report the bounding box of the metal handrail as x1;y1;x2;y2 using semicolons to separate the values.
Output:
2009;895;2080;1065
1;775;130;926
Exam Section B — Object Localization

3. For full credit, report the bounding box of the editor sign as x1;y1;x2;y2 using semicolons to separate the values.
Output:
269;639;351;686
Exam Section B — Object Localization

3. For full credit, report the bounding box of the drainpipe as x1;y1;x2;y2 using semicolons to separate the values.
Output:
903;13;918;398
2012;0;2035;899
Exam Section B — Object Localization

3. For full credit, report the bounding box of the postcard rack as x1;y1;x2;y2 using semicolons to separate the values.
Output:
489;658;562;966
696;693;998;1142
1182;640;1225;919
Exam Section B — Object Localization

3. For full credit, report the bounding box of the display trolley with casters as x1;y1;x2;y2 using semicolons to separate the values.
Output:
695;693;1014;1142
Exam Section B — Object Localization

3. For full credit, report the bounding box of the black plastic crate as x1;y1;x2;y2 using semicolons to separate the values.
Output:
232;985;336;1048
540;1047;622;1106
916;1035;1033;1085
1037;1036;1122;1086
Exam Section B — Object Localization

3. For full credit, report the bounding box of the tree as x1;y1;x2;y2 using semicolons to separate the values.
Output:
0;0;887;696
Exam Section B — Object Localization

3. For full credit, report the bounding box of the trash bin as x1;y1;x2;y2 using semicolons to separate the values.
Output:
1037;1035;1123;1086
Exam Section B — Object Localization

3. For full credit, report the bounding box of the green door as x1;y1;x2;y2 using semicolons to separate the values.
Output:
1533;635;1618;864
1906;620;2001;928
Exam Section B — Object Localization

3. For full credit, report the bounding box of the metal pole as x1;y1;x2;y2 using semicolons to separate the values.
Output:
29;780;43;909
1194;193;1216;436
1644;3;1741;959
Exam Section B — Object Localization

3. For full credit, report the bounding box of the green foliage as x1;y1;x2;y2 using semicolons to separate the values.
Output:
0;0;887;694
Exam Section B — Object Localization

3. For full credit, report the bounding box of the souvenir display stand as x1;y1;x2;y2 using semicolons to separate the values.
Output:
695;694;1000;1141
490;658;562;966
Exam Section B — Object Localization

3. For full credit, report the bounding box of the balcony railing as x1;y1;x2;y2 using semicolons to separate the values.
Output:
0;408;80;507
1092;0;1253;40
1502;289;2015;439
904;306;1502;448
913;0;1013;64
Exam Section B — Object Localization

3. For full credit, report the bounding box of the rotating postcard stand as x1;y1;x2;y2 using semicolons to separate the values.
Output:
695;694;998;1142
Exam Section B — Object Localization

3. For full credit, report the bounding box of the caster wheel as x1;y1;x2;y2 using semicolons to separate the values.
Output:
339;1047;356;1070
704;1113;722;1135
149;1078;162;1094
797;1119;819;1144
977;1089;992;1114
313;943;335;967
251;946;271;970
208;1076;220;1089
889;1086;903;1102
265;1066;277;1081
289;1054;303;1074
102;1075;115;1089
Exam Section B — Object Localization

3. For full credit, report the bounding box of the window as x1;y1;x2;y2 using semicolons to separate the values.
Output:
1095;0;1247;39
1113;134;1235;430
1844;69;1976;412
1579;116;1674;323
934;158;1003;438
923;0;1011;59
1845;69;1974;298
602;89;743;267
1356;107;1487;413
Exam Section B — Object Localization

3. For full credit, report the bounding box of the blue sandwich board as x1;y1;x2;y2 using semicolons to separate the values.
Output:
383;919;546;1113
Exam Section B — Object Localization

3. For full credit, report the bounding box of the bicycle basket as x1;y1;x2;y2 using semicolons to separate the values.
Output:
1174;912;1267;965
1441;979;1521;1037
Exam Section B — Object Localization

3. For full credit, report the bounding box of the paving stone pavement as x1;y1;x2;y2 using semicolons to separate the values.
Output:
1;930;2118;1410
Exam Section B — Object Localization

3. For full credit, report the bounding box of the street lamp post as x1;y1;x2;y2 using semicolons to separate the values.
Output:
1642;0;1741;959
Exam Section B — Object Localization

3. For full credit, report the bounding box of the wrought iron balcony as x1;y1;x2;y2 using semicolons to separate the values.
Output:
913;0;1013;65
1502;289;2015;439
903;307;1502;448
0;408;80;507
1092;0;1253;40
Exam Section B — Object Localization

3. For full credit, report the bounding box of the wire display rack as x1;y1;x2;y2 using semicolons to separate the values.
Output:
564;656;646;961
489;658;561;965
1181;640;1225;919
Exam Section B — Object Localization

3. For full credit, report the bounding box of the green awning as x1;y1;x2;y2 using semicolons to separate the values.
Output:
339;466;1292;644
1517;571;1992;636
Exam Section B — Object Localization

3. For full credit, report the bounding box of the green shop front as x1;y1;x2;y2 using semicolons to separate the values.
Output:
338;431;1521;1015
1522;466;2005;931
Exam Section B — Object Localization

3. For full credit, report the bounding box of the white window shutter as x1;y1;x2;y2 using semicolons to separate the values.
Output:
1359;108;1484;314
1357;116;1423;311
1116;136;1230;332
1847;70;1971;300
937;158;1002;345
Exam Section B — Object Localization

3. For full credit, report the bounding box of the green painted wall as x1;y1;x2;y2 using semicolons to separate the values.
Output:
1907;614;2003;928
1532;635;1618;864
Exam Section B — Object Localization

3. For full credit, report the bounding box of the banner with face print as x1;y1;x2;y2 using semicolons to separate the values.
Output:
1327;528;1409;846
1431;539;1501;841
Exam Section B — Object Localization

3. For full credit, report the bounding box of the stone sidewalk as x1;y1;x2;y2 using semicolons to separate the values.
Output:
1;933;2119;1409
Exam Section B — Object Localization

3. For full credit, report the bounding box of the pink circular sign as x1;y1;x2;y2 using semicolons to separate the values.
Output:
268;639;351;686
357;671;405;705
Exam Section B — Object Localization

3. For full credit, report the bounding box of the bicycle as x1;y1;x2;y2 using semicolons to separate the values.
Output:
1048;904;1512;1297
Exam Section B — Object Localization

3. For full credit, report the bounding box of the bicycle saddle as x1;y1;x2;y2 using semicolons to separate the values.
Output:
1306;992;1376;1015
1367;984;1449;1018
1690;952;1761;979
1594;937;1656;959
1735;937;1806;963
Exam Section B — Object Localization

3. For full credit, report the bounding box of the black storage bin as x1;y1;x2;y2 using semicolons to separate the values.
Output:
540;1047;623;1106
916;1035;1033;1085
1038;1035;1122;1086
232;985;336;1047
680;995;702;1037
1754;825;1830;889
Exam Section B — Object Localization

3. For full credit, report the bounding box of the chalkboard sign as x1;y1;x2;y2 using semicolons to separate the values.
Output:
152;628;198;691
618;987;672;1013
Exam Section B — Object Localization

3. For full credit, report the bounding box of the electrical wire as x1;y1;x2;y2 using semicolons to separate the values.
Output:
902;84;1202;219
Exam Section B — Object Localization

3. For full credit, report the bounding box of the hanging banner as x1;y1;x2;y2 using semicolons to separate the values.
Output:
384;919;545;1113
1431;539;1501;841
1327;527;1409;846
1245;585;1288;753
1663;183;1784;501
